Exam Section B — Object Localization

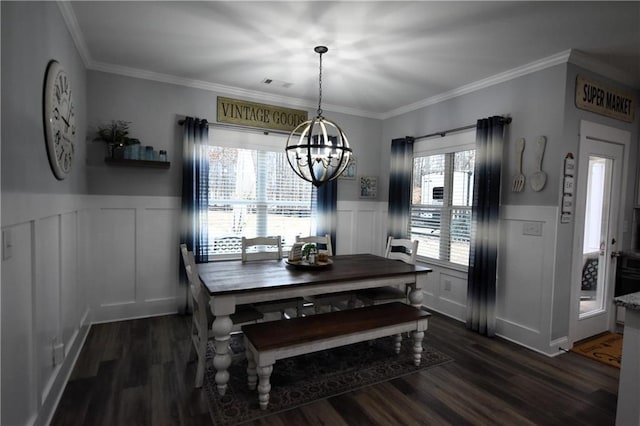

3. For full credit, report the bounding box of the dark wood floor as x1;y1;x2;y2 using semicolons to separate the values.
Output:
51;311;619;426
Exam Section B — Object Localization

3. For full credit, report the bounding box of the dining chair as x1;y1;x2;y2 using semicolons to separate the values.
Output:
297;234;356;313
241;236;305;319
180;243;264;388
296;234;333;256
241;236;283;261
355;236;420;306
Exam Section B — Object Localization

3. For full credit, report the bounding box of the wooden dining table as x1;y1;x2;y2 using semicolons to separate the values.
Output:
197;253;432;395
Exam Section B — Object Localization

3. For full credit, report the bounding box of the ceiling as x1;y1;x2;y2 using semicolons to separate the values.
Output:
65;1;640;119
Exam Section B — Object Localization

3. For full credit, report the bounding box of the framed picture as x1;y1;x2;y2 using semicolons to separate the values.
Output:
340;157;356;179
359;176;377;199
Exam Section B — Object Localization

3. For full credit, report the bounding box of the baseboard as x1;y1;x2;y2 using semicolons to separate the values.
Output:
37;321;92;426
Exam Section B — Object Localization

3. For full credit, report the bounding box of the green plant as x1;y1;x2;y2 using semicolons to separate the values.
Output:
301;243;317;260
94;120;139;146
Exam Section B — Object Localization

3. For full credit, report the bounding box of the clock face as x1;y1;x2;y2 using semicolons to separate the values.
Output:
43;60;76;180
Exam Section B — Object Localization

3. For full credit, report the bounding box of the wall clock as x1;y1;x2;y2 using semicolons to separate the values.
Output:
43;60;76;180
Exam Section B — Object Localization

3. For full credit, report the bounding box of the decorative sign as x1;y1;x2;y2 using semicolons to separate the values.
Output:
340;157;356;180
359;176;378;199
217;97;308;132
561;153;575;224
575;75;636;123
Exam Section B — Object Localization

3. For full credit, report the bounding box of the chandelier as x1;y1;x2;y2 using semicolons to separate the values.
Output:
285;46;352;187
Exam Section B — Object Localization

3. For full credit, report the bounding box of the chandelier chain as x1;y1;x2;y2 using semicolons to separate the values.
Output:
285;45;352;187
317;51;323;117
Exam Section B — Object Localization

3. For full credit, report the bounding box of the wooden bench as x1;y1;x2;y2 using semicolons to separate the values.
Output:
242;302;431;410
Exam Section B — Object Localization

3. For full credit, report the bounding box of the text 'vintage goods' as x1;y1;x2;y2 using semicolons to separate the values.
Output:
217;97;308;132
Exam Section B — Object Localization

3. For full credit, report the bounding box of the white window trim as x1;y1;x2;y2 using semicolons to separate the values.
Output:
413;130;475;155
209;126;286;151
412;129;475;269
207;128;315;259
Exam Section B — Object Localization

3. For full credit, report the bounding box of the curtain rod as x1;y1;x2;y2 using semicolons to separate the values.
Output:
178;119;292;136
414;116;512;142
179;115;512;139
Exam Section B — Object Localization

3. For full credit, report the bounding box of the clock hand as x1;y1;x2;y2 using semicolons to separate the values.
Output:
65;92;73;132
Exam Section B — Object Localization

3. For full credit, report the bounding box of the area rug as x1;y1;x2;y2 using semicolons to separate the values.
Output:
204;335;453;425
571;332;622;368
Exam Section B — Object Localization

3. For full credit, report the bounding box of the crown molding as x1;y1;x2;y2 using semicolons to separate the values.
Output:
88;61;383;120
567;49;637;88
381;50;573;119
85;49;574;120
57;1;92;67
55;2;635;122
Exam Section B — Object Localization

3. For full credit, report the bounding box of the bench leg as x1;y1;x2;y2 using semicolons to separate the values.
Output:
394;334;402;354
246;349;257;390
412;330;424;366
257;365;273;410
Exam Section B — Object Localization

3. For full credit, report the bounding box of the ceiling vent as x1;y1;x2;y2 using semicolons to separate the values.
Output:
262;78;292;88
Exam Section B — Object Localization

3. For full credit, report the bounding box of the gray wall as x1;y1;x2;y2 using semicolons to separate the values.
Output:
2;3;90;425
562;63;639;246
381;64;570;341
86;71;382;199
381;64;567;206
91;60;637;346
381;63;639;342
550;63;640;340
1;1;87;195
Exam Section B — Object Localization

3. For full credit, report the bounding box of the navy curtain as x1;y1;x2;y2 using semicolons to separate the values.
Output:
387;137;414;239
180;117;210;263
316;179;337;253
466;116;507;336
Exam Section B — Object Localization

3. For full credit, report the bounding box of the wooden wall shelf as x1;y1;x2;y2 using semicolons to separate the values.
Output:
105;158;170;169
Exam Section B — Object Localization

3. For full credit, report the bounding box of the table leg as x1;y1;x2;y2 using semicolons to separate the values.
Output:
211;314;233;395
407;282;425;343
407;283;424;308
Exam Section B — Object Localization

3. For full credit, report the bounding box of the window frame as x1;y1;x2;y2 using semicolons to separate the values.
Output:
206;128;315;260
411;130;476;271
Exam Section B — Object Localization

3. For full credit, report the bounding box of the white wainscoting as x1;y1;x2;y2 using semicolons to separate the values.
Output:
1;195;563;425
402;204;563;356
496;205;560;356
420;264;469;322
337;200;471;321
1;220;37;426
336;200;387;256
1;193;181;426
2;193;91;426
89;196;182;323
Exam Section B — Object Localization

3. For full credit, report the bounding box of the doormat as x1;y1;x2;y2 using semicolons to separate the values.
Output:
571;332;622;368
204;335;453;426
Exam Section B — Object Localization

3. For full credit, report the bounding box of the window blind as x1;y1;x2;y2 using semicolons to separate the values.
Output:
410;133;475;267
207;145;314;257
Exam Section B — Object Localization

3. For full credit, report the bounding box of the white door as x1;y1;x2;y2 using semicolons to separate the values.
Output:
571;121;629;343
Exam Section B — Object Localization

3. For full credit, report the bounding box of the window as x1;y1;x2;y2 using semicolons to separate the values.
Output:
206;129;315;257
410;131;475;267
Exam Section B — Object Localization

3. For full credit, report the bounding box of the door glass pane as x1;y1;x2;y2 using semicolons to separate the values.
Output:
580;156;611;317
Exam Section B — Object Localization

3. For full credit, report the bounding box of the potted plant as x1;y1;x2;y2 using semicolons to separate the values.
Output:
301;243;317;264
94;120;140;159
